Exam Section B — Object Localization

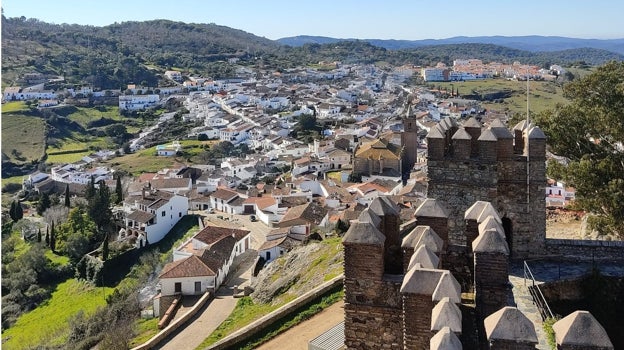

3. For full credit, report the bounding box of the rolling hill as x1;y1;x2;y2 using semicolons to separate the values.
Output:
277;35;624;55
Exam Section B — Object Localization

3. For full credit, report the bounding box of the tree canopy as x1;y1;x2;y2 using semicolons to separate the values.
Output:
535;61;624;237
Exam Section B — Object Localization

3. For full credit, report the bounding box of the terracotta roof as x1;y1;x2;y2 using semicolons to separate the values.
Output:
355;139;401;160
210;188;239;202
159;255;216;279
193;225;250;246
258;236;287;251
243;196;277;210
278;202;328;228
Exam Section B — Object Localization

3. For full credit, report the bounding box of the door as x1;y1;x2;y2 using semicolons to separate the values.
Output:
174;282;182;294
195;281;201;294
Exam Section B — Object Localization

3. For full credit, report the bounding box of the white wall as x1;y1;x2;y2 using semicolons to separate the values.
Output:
145;195;189;244
160;275;216;296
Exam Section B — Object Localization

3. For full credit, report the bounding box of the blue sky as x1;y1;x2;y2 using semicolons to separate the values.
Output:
2;0;623;40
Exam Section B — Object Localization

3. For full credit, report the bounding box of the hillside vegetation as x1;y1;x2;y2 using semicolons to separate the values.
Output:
2;15;622;89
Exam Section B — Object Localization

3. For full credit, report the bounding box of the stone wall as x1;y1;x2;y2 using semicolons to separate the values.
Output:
427;159;497;246
545;239;624;261
345;303;403;350
402;294;434;349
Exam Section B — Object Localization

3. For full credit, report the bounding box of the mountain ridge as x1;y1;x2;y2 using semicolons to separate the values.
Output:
277;35;624;55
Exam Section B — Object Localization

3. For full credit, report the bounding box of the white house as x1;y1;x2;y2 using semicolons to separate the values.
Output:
121;188;189;247
118;94;160;111
210;188;245;214
158;225;250;298
325;148;352;170
156;141;182;156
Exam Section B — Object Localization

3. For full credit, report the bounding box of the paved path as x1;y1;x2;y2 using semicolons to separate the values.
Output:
154;249;257;350
255;301;345;350
508;259;624;350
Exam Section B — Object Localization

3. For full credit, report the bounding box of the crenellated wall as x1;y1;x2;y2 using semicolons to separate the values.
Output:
426;117;546;259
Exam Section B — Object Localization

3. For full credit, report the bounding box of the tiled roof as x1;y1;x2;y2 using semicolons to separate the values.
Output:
355;139;401;160
210;188;239;202
278;202;328;227
127;210;155;223
149;178;191;190
159;255;216;279
193;225;250;246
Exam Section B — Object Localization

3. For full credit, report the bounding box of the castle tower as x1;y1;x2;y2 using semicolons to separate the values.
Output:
426;118;547;259
401;103;420;172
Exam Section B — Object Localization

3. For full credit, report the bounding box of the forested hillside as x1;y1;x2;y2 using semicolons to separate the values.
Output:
1;16;280;88
2;16;622;90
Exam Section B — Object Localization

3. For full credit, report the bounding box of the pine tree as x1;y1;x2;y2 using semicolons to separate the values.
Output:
50;222;56;252
115;175;123;204
65;183;71;207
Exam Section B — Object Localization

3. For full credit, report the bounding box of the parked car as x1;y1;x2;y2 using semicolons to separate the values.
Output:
250;215;257;222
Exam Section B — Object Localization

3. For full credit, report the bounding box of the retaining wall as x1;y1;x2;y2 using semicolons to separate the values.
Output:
131;291;212;350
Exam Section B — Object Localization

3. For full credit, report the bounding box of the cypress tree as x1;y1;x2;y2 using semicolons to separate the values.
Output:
115;175;123;204
45;226;50;246
37;228;42;243
50;222;56;252
65;183;71;207
15;201;23;221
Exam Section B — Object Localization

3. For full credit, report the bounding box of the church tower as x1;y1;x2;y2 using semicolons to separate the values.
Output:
401;102;420;172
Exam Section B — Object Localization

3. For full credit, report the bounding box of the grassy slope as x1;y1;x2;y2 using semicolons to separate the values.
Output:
1;279;113;349
436;78;568;116
1;114;47;164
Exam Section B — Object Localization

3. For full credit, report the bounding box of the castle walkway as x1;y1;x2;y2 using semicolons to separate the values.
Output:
508;259;624;350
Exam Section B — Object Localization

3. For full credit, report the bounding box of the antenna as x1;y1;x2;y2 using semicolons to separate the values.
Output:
526;69;530;211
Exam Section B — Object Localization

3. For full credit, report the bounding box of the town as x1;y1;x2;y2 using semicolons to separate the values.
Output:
2;55;621;350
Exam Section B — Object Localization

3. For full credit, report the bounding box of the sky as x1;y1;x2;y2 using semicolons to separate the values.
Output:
2;0;623;41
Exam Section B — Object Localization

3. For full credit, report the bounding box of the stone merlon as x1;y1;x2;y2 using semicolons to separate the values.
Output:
342;221;385;245
451;127;471;140
414;198;449;218
432;271;461;303
431;297;462;333
484;307;538;344
358;208;381;227
465;201;502;224
430;327;462;350
473;228;509;254
408;245;440;270
552;310;614;349
369;196;400;217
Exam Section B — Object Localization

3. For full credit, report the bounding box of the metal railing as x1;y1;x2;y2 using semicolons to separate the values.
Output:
523;260;554;320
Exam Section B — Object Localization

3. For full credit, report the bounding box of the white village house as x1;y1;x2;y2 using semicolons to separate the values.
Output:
119;188;189;247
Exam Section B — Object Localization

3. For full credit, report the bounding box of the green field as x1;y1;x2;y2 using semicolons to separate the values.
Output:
1;279;113;349
1;114;47;164
436;78;569;116
1;101;29;113
65;106;123;129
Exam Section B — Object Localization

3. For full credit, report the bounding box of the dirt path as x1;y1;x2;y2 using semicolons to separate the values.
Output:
255;300;345;350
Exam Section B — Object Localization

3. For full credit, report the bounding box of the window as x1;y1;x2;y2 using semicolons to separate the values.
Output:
161;211;166;217
174;282;181;293
195;281;201;293
179;212;182;218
